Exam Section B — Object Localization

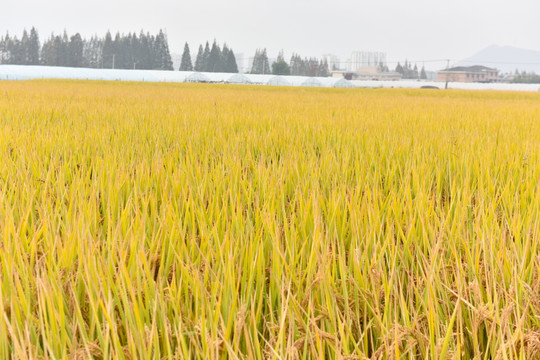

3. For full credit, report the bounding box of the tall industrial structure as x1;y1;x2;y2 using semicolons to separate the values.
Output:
347;51;387;71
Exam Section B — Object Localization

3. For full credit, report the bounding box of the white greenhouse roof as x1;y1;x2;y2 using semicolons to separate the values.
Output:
242;74;277;85
301;78;322;87
349;80;540;92
1;65;539;92
333;79;354;88
317;77;353;88
205;72;238;83
226;74;252;84
267;76;290;86
185;72;211;83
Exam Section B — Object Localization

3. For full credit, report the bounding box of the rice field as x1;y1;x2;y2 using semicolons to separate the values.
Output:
1;81;540;359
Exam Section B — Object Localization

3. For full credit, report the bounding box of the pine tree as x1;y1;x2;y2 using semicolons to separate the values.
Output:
68;33;84;67
413;64;419;79
130;33;140;69
396;60;420;79
147;30;173;70
318;59;329;77
250;49;260;74
420;65;427;80
59;31;69;67
202;42;210;71
28;27;40;65
259;49;270;75
102;31;114;68
224;47;238;73
221;44;230;72
8;34;23;64
179;42;193;71
194;45;204;71
40;35;55;66
251;48;270;74
41;33;68;66
288;54;330;76
395;62;404;75
20;30;30;64
138;32;152;70
306;57;318;77
54;34;65;66
272;51;290;75
83;36;102;68
250;50;259;74
113;32;122;68
0;34;9;64
207;40;222;72
118;33;129;69
290;54;302;75
1;28;176;71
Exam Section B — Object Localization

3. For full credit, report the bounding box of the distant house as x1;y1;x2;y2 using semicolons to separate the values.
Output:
437;65;498;83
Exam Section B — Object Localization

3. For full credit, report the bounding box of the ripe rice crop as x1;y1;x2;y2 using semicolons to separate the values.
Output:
1;80;540;359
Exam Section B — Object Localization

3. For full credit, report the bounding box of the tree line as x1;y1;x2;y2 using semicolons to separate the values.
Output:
512;70;540;84
178;40;238;73
250;49;330;77
0;28;40;65
0;29;243;75
0;28;174;70
0;28;334;77
395;60;427;79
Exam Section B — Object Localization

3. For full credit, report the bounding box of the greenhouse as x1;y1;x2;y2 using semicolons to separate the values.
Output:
150;70;187;83
280;76;313;87
244;74;277;85
226;73;252;85
205;72;237;83
316;77;353;88
185;72;211;83
3;65;540;92
266;76;290;86
332;78;353;88
300;77;322;87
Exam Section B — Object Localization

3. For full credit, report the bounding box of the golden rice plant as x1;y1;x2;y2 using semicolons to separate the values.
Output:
1;80;540;359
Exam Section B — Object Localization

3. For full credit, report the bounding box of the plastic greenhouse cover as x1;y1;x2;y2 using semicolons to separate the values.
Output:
1;65;538;92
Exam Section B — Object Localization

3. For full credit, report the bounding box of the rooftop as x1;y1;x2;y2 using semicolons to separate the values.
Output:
441;65;497;72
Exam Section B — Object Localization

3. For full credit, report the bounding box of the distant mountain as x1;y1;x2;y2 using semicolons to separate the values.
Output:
456;45;540;74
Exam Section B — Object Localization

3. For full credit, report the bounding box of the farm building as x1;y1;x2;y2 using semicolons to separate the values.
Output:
437;65;498;83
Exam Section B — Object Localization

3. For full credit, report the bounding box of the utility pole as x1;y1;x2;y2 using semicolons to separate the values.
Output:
445;59;449;90
112;54;115;70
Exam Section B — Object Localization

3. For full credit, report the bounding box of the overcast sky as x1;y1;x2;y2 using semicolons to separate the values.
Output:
2;0;539;70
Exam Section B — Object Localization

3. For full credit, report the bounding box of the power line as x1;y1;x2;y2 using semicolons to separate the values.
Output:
232;56;540;66
457;60;540;65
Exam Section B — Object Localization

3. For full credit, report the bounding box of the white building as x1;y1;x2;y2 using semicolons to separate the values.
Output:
322;54;341;71
348;51;387;71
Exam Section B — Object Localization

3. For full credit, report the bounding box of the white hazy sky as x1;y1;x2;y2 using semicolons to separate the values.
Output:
2;0;539;69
